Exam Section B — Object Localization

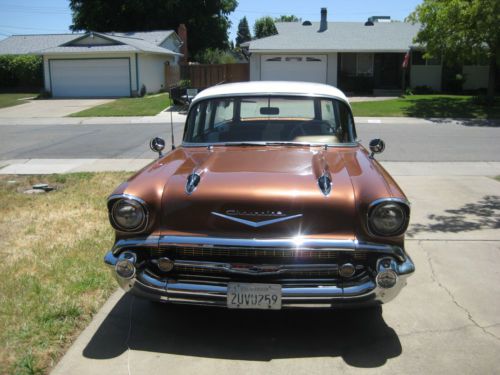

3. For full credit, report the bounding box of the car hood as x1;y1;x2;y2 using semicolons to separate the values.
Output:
159;146;362;239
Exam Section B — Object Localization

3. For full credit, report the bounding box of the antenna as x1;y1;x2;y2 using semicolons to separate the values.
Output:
169;86;175;150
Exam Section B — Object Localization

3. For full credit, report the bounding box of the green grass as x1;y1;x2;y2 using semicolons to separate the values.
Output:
69;93;172;117
351;95;500;118
0;93;37;109
0;172;130;374
494;176;500;182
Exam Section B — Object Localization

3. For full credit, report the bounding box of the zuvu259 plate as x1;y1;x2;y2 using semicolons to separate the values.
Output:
227;283;282;310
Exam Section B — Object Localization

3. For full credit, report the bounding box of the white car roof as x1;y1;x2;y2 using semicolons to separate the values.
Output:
191;81;350;105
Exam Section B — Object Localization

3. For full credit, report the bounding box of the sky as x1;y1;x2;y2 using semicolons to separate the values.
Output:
0;0;422;42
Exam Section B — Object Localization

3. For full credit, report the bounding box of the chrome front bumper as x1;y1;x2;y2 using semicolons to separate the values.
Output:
104;236;415;309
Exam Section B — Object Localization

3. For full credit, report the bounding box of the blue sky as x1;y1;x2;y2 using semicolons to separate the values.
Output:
0;0;422;41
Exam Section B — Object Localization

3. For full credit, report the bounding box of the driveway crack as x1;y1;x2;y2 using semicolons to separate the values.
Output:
420;241;500;341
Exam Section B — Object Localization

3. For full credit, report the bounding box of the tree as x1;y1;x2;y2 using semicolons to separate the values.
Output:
195;48;236;64
235;16;251;46
274;15;300;22
69;0;238;58
254;16;278;39
408;0;499;102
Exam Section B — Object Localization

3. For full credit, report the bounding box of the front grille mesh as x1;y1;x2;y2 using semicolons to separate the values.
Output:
175;264;339;278
156;246;368;261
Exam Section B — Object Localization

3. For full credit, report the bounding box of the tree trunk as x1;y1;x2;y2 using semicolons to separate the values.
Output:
487;51;497;104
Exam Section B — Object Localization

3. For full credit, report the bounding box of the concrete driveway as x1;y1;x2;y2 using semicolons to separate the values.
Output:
51;164;500;375
0;98;113;118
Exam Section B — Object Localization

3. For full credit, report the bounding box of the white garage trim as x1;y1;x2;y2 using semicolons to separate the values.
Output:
260;54;327;83
49;58;132;97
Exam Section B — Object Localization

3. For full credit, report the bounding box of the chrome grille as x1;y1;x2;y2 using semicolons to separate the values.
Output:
161;246;368;261
175;264;339;277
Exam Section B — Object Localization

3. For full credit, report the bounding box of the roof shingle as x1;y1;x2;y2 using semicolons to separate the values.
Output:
248;22;421;52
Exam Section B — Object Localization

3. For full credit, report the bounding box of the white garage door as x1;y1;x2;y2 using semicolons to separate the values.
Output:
261;55;327;83
50;59;131;97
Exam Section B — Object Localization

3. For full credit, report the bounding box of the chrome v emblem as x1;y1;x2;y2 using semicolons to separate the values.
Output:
211;212;302;227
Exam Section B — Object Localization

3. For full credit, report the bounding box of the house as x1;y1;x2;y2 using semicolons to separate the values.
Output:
0;29;184;97
244;8;490;94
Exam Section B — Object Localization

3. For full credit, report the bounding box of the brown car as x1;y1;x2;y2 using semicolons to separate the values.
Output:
104;81;414;309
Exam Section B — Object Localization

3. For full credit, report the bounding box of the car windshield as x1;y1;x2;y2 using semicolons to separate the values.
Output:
184;96;357;145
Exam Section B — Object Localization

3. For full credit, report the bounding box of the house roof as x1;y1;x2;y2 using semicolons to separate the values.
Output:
0;30;181;56
247;22;421;53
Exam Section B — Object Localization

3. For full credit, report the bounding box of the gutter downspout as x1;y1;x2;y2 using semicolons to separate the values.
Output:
135;53;140;96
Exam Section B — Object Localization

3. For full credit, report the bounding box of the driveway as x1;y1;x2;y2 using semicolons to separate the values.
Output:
0;99;113;118
51;164;500;375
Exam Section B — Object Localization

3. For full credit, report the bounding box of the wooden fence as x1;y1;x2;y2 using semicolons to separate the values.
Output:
179;63;249;89
164;64;181;89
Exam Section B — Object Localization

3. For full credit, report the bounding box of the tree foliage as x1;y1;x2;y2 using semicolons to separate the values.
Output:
254;16;278;39
69;0;238;58
0;55;43;89
194;48;237;64
274;15;300;22
236;16;251;46
408;0;500;100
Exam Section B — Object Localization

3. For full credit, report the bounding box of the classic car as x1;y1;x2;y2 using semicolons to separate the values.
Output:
104;81;415;310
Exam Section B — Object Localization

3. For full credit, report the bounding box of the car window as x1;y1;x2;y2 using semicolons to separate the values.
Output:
185;96;356;145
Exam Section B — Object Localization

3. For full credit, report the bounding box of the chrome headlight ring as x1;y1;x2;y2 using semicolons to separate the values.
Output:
108;194;149;233
367;198;410;237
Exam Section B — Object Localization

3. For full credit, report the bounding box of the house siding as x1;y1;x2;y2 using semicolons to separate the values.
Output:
326;53;338;86
410;65;442;91
138;54;173;93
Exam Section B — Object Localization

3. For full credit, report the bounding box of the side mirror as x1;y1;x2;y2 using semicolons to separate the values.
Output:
369;139;385;158
150;137;166;157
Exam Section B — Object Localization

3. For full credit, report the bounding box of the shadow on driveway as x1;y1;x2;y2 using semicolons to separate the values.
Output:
403;97;500;126
83;294;401;368
408;195;500;237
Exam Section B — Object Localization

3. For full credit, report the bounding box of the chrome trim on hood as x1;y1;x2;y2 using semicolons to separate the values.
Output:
211;211;303;227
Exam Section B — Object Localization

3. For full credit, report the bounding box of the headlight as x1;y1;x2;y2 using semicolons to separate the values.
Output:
109;197;147;232
368;200;409;236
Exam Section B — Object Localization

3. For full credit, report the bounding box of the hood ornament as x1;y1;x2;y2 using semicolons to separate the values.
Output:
211;212;302;228
185;172;201;194
318;174;332;196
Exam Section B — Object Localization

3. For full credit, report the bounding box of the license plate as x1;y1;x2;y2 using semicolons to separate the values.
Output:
227;283;282;310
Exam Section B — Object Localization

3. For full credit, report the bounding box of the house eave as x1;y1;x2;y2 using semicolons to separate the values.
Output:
249;48;412;54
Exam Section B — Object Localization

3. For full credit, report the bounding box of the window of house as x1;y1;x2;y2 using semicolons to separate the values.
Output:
285;57;302;62
341;53;357;76
341;53;373;76
356;53;374;76
306;57;322;62
412;51;441;66
266;57;282;62
412;51;426;65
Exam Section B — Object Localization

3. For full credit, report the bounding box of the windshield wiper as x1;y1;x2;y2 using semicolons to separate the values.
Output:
213;141;313;147
264;142;312;147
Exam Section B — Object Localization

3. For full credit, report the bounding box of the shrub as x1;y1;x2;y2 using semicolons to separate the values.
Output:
0;55;43;89
412;85;434;94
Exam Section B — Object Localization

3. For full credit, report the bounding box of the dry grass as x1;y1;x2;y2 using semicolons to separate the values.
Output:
0;172;130;374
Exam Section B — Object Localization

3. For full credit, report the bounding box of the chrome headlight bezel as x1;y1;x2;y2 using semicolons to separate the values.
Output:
108;194;149;233
367;198;410;237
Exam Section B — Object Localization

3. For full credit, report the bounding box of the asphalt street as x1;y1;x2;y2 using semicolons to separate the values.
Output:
0;119;499;161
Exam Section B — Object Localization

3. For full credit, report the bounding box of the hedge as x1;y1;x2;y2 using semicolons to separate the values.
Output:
0;55;43;90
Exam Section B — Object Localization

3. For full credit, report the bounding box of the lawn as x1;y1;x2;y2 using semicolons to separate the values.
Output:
0;93;37;109
70;93;172;117
350;95;500;118
0;172;130;374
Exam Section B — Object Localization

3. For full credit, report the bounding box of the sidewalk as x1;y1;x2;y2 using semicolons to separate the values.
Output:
1;159;500;175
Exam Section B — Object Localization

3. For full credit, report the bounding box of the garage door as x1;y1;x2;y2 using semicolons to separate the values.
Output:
50;59;131;97
261;55;327;83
